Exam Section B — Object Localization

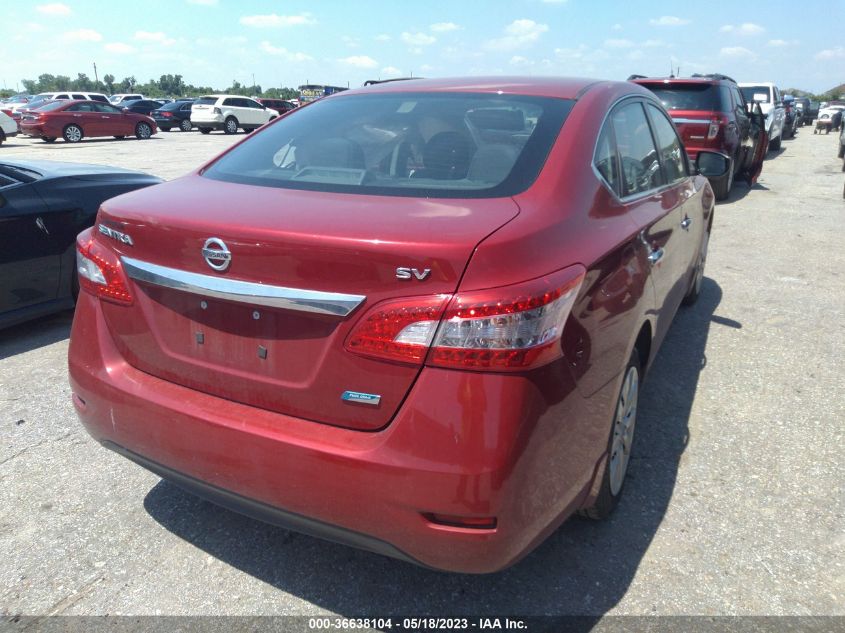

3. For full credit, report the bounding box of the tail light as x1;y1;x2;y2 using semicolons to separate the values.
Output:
345;265;585;371
162;111;172;117
707;116;723;140
75;229;133;305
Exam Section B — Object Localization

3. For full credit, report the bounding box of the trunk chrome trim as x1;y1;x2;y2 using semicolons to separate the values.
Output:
121;256;365;317
671;118;711;125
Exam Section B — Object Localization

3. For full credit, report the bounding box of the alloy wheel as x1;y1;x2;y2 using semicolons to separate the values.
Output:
609;365;639;496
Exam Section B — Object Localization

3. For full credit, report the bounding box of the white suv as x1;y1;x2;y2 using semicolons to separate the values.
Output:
36;91;110;103
109;93;145;105
739;82;786;150
191;95;276;134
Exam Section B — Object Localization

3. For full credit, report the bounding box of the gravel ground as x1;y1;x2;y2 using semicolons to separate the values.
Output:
0;127;842;618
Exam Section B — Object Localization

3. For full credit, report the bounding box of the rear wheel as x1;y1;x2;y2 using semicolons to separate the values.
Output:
769;134;781;151
580;352;641;520
199;127;211;134
179;118;192;132
63;124;83;143
838;143;845;159
683;228;710;306
224;116;238;134
42;136;57;143
135;122;152;139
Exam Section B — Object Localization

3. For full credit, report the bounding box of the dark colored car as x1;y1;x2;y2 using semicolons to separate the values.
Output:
257;98;297;115
120;99;166;117
151;99;196;132
632;74;767;200
782;96;799;137
792;97;812;125
0;160;161;329
69;76;720;573
20;100;157;143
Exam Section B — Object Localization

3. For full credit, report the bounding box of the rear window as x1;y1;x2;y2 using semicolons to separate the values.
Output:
195;97;217;105
740;86;771;104
203;92;572;198
639;83;724;111
36;101;67;112
90;95;108;103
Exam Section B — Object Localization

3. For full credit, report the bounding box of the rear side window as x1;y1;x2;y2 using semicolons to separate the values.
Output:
594;124;620;196
611;101;664;196
647;104;688;184
90;95;108;103
740;86;771;104
203;92;573;199
640;83;720;111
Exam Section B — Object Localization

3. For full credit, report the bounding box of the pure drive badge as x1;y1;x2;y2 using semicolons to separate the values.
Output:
341;391;382;406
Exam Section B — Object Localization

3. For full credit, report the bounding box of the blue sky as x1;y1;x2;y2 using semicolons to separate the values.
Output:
1;0;843;93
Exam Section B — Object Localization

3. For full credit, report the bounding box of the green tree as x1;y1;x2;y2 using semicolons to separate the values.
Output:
103;74;115;94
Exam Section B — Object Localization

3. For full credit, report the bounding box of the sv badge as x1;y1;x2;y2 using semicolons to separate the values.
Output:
396;267;431;281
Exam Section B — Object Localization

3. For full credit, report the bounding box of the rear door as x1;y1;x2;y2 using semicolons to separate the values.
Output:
65;102;101;136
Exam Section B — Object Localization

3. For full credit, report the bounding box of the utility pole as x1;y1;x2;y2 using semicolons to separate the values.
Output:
93;62;98;85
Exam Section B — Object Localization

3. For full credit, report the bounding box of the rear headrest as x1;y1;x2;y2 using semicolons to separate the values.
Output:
422;131;472;179
467;144;519;184
467;108;525;131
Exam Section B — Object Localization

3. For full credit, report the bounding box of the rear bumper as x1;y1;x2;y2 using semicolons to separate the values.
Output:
68;292;608;573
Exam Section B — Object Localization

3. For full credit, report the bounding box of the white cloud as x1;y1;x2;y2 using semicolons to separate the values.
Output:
642;39;665;47
104;42;135;54
134;31;176;46
339;55;379;69
628;50;645;61
767;39;788;47
342;35;360;48
815;46;845;60
259;41;312;62
381;66;402;77
612;23;622;31
374;34;391;41
63;29;102;42
720;46;756;60
485;19;548;51
509;55;532;67
430;22;460;32
649;16;690;26
240;13;316;28
187;0;217;4
605;38;634;48
36;3;71;16
721;23;765;35
401;32;436;46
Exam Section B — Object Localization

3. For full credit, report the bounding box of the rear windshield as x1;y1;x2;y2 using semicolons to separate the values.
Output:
203;92;572;198
36;101;67;112
740;86;771;103
639;83;724;111
195;97;217;105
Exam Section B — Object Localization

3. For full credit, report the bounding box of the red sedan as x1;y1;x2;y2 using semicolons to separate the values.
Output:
68;76;724;573
20;99;156;143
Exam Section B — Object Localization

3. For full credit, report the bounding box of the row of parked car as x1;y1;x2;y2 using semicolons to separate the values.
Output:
0;92;298;144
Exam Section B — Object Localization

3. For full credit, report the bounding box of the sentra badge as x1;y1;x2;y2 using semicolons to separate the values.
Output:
98;223;134;246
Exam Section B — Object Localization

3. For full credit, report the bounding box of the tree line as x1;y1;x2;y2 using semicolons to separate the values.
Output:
2;73;300;100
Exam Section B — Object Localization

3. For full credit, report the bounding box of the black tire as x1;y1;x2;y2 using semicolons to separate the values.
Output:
42;137;57;143
63;124;83;143
179;118;192;132
580;350;642;520
161;126;172;132
769;134;781;151
711;159;733;201
135;122;152;139
199;127;211;134
113;135;125;139
223;116;238;134
682;228;710;307
838;144;845;159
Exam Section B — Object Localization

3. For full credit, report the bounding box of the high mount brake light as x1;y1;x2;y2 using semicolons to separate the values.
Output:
75;228;133;305
345;266;585;371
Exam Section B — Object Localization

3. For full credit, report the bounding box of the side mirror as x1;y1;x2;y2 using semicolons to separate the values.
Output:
695;151;730;178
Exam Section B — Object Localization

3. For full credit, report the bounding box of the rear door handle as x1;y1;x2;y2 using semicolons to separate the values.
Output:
680;216;693;230
647;247;664;265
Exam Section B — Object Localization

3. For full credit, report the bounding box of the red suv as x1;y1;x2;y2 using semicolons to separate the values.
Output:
632;74;766;200
69;77;720;573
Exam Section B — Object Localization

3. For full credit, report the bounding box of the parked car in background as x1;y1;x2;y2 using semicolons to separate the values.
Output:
120;99;166;117
792;97;812;125
20;100;157;143
2;94;33;114
0;159;161;329
782;96;798;138
0;111;19;144
191;95;276;134
633;73;767;199
257;98;296;115
739;82;786;150
109;94;144;105
808;100;820;120
815;105;844;133
150;99;195;132
69;75;720;573
35;91;109;103
839;121;845;160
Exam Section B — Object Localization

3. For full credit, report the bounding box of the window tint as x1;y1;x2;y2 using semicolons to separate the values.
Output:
203;93;572;199
56;94;69;100
244;99;262;109
741;86;770;104
67;103;95;112
639;83;720;111
72;94;86;100
223;98;237;107
196;97;217;105
611;101;664;196
594;123;620;196
90;95;108;103
647;104;687;184
94;103;122;114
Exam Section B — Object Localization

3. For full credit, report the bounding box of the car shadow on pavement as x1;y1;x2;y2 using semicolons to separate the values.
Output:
0;310;73;360
143;278;725;617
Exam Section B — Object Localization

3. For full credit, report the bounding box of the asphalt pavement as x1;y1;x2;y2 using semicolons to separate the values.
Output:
0;126;842;617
